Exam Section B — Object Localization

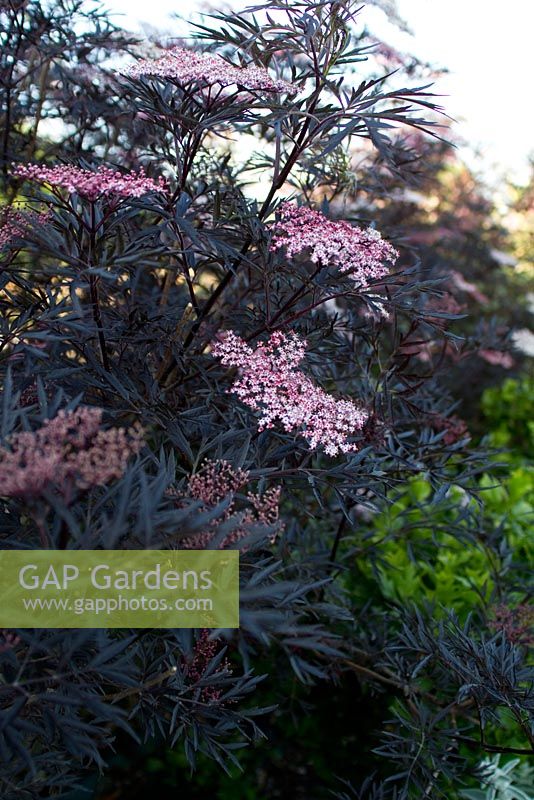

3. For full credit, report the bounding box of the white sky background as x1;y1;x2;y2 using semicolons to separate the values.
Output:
106;0;533;185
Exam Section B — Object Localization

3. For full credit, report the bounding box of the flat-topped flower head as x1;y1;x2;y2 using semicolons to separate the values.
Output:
270;202;398;287
125;47;299;96
0;407;144;500
12;164;168;201
211;330;368;457
0;206;50;251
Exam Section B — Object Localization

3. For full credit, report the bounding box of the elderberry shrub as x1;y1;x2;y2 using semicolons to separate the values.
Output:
0;1;531;797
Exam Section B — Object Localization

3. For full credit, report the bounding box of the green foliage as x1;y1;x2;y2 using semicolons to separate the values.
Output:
357;469;532;615
481;378;534;461
350;375;533;618
460;756;534;800
359;480;492;614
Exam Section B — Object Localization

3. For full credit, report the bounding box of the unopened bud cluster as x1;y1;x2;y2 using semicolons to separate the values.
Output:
170;459;281;549
0;407;144;500
185;629;233;703
0;206;50;251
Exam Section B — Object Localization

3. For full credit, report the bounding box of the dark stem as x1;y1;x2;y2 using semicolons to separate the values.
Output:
89;274;110;372
169;83;325;364
35;515;49;549
2;3;26;182
87;203;110;372
246;263;325;341
452;735;533;757
329;515;347;564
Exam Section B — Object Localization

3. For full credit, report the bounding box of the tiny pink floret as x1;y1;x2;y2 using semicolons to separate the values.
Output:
211;331;368;456
269;202;398;288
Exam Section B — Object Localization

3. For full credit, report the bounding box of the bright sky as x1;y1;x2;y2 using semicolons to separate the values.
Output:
106;0;534;184
364;0;534;184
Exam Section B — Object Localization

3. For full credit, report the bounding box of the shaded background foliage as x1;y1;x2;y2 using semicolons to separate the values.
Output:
0;0;532;798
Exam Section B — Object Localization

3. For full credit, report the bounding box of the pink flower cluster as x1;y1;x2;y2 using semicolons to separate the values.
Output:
12;164;167;201
449;270;489;304
489;603;534;646
125;47;299;95
0;206;50;251
0;630;20;654
185;629;232;703
173;459;282;549
431;414;469;445
211;331;368;456
479;349;514;369
0;407;144;500
270;202;398;287
187;460;249;507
